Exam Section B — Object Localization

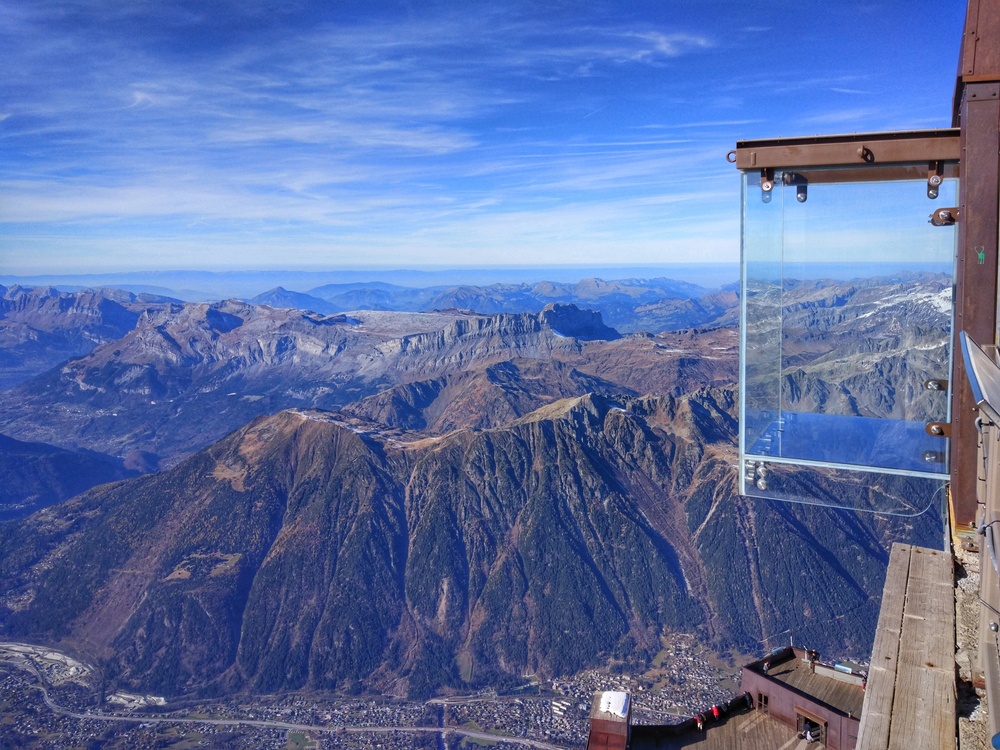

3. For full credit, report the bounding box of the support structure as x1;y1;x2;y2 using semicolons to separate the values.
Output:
951;0;1000;529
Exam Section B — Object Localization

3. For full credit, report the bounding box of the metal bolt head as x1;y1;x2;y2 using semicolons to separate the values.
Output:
929;174;942;187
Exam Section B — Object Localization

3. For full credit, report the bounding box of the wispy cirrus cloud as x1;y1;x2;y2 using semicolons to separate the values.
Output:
0;0;965;273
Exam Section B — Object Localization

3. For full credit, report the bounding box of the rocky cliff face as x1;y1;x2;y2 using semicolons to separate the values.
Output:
0;302;735;465
0;285;173;389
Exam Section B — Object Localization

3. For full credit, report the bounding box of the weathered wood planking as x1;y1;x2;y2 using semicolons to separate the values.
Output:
856;543;956;750
631;709;803;749
857;543;910;749
889;547;955;750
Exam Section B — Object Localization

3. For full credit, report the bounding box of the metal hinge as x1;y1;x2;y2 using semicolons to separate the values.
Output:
782;172;808;203
929;207;958;226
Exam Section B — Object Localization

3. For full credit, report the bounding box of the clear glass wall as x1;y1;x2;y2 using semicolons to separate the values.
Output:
739;168;956;508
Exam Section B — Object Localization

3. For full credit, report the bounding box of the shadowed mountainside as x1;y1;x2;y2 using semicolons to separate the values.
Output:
0;434;136;521
0;392;939;699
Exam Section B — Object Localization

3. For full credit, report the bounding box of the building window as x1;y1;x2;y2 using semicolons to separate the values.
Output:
757;693;769;714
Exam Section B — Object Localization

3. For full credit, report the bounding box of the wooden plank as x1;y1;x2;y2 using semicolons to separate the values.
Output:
856;543;910;749
632;709;801;750
888;547;956;750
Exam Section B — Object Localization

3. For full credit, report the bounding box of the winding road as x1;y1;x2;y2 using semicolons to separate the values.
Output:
9;656;566;750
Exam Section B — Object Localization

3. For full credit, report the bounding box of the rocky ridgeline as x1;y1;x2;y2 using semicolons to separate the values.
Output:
0;296;734;464
0;391;936;700
0;285;165;390
0;274;949;703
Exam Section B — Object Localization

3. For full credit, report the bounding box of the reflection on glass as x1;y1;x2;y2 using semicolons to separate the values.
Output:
741;461;947;533
739;169;956;509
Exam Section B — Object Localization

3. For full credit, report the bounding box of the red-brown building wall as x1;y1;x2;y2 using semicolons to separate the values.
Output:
740;669;860;750
586;717;629;750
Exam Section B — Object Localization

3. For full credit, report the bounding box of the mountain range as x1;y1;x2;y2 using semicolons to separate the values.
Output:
0;271;949;701
0;296;736;467
0;285;177;391
0;392;936;699
252;276;723;335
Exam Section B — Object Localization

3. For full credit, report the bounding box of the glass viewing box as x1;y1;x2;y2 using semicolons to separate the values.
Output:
735;131;960;512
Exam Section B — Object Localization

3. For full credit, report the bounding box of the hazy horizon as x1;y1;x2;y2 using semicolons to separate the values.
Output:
0;260;952;302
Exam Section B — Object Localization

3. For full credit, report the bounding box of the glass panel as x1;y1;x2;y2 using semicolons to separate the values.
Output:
742;463;948;538
739;167;957;508
741;172;784;458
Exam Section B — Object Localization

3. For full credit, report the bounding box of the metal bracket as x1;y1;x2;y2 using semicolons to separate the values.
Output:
760;168;775;203
744;460;769;490
926;421;952;438
782;172;808;203
929;207;958;226
924;378;949;391
927;161;944;199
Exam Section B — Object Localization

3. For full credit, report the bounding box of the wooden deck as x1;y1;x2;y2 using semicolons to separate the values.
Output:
766;654;865;718
631;709;810;750
856;543;956;749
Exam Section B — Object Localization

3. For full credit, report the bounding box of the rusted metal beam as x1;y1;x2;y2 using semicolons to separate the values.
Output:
961;0;1000;82
733;130;960;171
952;81;1000;529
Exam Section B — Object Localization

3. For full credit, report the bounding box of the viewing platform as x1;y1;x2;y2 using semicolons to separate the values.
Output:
857;543;956;749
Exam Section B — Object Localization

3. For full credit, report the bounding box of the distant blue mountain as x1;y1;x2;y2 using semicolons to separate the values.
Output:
299;276;723;332
249;287;342;314
0;264;739;301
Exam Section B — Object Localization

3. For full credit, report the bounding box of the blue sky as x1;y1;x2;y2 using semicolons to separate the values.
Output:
0;1;965;274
